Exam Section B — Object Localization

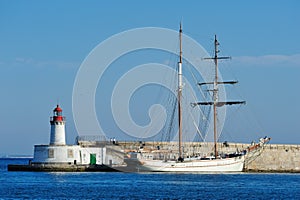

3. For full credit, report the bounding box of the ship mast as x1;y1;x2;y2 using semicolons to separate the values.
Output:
178;23;183;162
194;35;245;159
212;36;218;158
211;35;230;158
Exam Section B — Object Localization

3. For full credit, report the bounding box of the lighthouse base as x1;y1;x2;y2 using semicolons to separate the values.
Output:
7;163;119;172
8;142;125;172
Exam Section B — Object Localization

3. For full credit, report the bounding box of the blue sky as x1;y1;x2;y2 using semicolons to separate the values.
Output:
0;1;299;155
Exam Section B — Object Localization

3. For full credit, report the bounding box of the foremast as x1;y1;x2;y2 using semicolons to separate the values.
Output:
178;23;183;162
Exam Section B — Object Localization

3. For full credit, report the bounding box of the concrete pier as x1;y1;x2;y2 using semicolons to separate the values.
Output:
7;163;119;172
8;141;300;173
117;141;300;173
244;144;300;173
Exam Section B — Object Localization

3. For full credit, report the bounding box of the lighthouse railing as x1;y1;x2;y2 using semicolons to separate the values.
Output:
50;116;66;121
76;135;107;146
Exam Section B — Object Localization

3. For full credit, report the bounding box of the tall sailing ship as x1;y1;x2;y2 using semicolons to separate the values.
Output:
124;24;270;172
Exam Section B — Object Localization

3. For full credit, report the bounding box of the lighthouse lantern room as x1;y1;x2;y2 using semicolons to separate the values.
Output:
50;105;66;145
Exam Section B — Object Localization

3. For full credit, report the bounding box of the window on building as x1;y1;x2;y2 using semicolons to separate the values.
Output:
48;149;54;158
68;149;74;158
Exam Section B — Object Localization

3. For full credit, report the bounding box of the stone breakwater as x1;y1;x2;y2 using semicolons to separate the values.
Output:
8;141;300;172
244;144;300;172
118;141;300;172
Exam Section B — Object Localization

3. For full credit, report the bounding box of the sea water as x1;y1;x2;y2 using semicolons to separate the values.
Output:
1;158;300;199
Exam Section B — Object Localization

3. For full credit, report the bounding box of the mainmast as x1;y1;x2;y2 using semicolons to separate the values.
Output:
212;36;218;158
211;35;230;158
194;35;245;159
178;23;183;162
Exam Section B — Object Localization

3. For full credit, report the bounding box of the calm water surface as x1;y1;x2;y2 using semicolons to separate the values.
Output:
1;158;300;199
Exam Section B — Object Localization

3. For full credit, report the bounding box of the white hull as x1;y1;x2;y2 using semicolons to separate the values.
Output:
125;155;245;172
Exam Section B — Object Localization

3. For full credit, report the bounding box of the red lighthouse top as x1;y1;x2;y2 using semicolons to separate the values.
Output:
54;105;62;112
51;105;65;122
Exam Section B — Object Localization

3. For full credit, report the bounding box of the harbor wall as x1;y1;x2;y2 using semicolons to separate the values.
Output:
117;141;300;172
244;144;300;172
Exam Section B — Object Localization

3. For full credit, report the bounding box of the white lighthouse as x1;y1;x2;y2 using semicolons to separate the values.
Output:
49;105;66;145
30;104;123;169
